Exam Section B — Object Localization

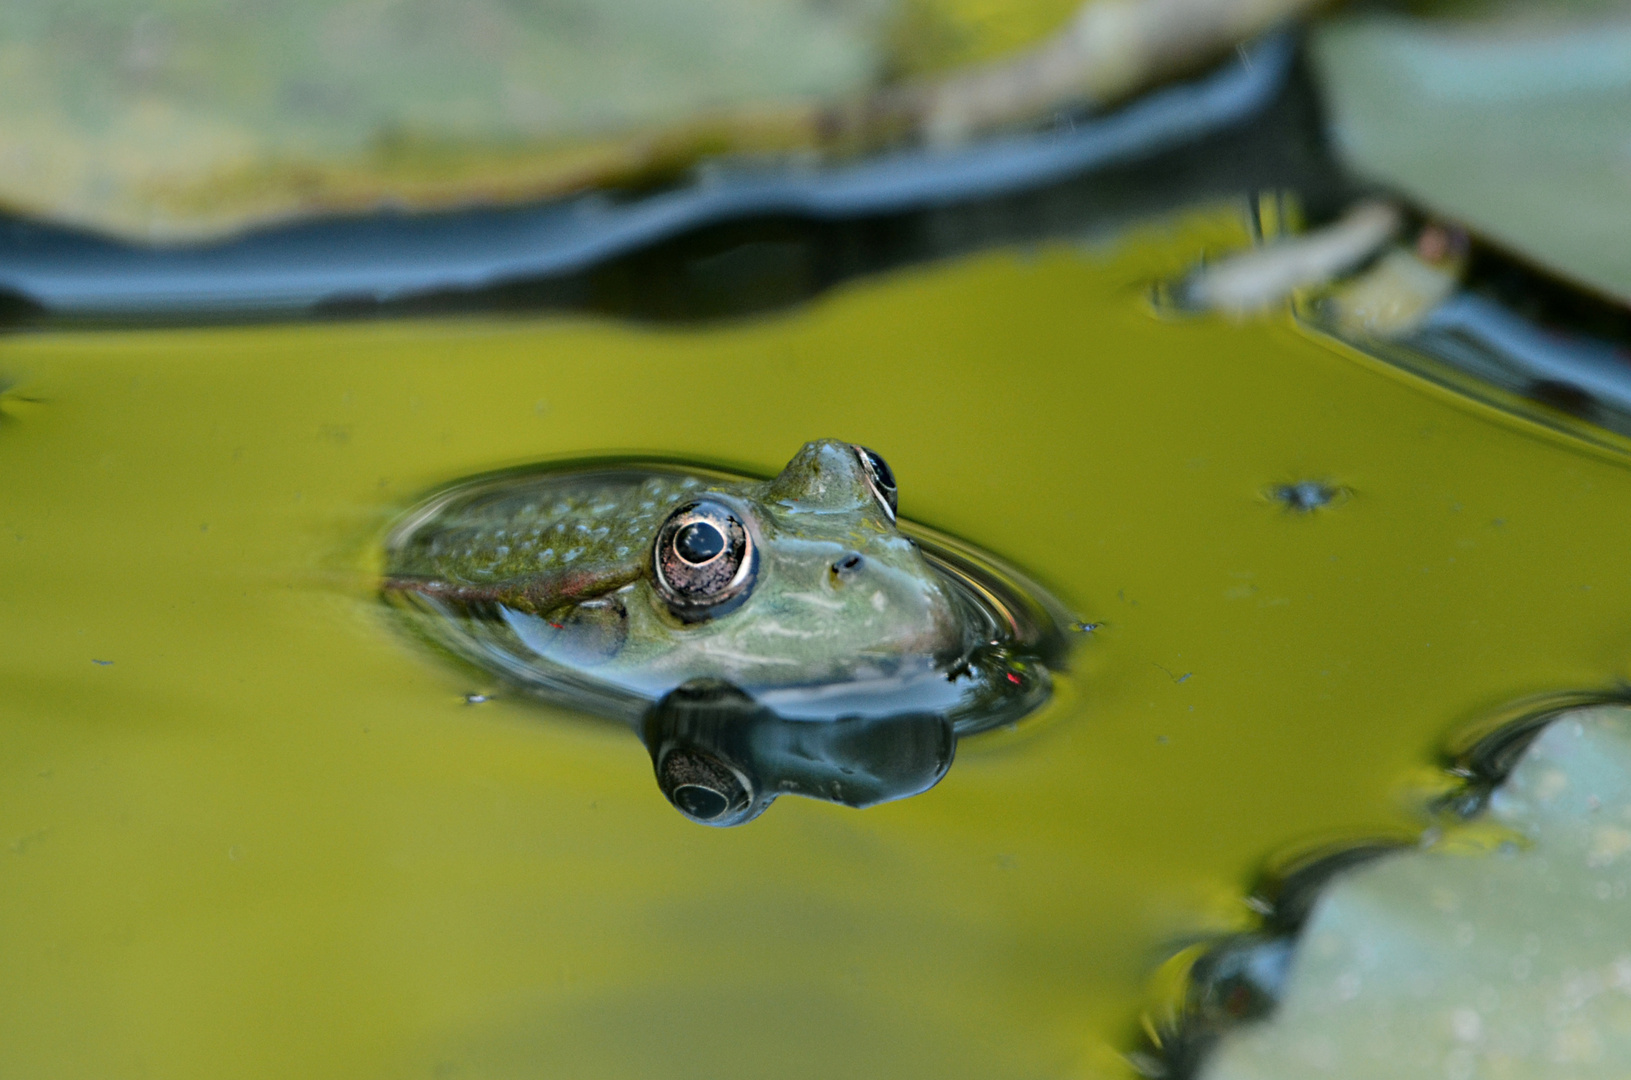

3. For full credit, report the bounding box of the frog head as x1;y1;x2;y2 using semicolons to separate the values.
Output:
607;439;967;702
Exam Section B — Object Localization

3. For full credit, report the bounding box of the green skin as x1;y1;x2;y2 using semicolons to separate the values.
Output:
385;440;966;700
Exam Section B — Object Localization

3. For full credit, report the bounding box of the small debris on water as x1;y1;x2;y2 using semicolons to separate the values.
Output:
1072;621;1103;634
1270;480;1345;513
463;693;491;705
91;658;113;666
1155;663;1193;684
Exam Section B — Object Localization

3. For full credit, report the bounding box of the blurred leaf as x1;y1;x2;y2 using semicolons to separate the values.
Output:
0;0;1094;241
0;0;1309;241
1312;13;1631;302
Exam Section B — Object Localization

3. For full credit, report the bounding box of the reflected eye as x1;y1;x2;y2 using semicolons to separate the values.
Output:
674;521;725;563
852;444;898;521
652;500;756;618
657;747;754;825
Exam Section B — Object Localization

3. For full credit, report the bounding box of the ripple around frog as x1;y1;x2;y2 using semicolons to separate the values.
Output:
382;456;1074;826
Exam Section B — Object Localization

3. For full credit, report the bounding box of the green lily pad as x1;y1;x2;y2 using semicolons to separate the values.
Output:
0;0;903;240
1204;706;1631;1079
1311;13;1631;303
0;0;1111;241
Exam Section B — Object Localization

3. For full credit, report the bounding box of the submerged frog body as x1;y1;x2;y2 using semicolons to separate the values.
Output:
383;439;1068;824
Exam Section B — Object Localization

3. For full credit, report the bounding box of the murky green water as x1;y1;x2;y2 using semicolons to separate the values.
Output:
4;208;1631;1079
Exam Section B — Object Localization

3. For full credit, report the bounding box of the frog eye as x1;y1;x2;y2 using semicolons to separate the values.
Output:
852;444;898;521
656;747;756;825
652;500;757;618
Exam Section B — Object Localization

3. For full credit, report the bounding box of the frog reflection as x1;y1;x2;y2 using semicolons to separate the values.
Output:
383;439;1069;824
644;679;956;826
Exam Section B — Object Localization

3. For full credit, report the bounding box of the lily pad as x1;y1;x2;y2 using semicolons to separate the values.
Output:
1203;705;1631;1079
0;0;1085;241
1311;13;1631;303
0;0;1320;241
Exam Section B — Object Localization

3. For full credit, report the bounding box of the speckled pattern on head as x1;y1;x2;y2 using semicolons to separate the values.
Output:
391;473;706;591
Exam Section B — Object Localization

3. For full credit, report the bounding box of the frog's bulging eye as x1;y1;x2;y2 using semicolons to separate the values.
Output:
852;444;898;521
653;500;756;619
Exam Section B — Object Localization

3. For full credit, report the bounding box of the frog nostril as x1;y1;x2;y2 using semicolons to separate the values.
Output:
832;552;864;577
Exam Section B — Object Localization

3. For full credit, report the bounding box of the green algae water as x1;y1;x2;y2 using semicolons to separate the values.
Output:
4;210;1631;1079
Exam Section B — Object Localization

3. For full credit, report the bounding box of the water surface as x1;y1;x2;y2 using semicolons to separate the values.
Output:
4;209;1631;1078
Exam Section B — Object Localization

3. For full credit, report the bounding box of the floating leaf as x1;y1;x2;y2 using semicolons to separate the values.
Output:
1312;13;1631;302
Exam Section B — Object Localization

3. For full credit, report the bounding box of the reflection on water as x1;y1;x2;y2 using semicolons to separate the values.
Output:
383;441;1069;824
643;680;955;826
1291;212;1631;460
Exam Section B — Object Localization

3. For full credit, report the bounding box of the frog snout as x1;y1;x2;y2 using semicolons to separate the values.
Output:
830;552;865;582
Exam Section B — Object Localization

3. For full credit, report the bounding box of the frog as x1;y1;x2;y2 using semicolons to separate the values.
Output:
382;438;1069;824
